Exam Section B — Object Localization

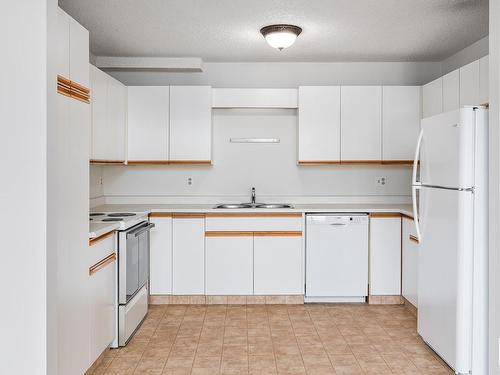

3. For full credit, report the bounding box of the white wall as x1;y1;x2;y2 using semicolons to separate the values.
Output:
107;61;442;87
441;36;489;76
102;109;411;204
0;1;56;373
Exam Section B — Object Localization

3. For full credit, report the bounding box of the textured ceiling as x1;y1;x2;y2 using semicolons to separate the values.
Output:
59;0;488;62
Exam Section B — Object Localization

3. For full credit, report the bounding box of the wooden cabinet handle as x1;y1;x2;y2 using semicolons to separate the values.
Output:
409;234;419;244
89;253;116;276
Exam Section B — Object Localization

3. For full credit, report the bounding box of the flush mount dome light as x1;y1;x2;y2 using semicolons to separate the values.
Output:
260;24;302;51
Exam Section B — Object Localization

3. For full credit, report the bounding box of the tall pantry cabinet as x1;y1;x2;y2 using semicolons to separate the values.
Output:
56;8;91;375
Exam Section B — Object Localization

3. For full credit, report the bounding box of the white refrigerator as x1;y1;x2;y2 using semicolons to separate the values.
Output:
412;107;488;374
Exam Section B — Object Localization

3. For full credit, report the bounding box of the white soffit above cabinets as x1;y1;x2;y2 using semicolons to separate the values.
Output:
95;57;204;72
59;0;488;62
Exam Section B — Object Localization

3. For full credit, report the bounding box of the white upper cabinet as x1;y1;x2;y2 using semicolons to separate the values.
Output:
382;86;420;161
442;70;460;112
460;60;480;106
169;86;212;161
90;65;127;161
422;77;443;118
106;75;127;160
298;86;341;162
479;55;489;105
57;8;70;78
341;86;382;161
127;86;169;161
69;17;89;87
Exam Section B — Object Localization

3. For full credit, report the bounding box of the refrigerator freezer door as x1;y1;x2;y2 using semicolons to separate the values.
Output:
420;108;475;189
417;186;473;373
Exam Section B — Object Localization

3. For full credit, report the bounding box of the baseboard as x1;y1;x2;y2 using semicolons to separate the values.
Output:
402;296;417;316
368;295;404;305
149;295;304;305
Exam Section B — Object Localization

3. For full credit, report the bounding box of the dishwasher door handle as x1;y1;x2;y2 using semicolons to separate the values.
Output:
329;223;347;226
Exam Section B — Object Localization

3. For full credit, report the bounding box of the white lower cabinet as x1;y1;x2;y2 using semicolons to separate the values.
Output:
172;217;205;294
88;233;116;368
149;216;173;294
206;235;254;295
402;218;419;307
254;235;303;295
369;216;401;295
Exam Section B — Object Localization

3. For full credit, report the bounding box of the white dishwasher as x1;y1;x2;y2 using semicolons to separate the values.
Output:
305;214;369;303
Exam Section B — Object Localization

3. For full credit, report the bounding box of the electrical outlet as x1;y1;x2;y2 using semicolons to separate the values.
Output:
376;176;387;187
187;177;193;186
98;176;103;186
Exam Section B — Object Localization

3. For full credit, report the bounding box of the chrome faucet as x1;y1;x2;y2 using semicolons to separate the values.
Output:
251;187;256;204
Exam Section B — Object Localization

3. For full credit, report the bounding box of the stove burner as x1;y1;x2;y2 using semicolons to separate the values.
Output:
107;213;136;217
90;213;104;216
102;218;123;222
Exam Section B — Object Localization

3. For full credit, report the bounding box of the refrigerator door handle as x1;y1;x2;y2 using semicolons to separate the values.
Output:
412;128;424;187
412;185;422;241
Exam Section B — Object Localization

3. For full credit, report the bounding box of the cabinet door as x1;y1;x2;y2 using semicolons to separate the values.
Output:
57;8;70;78
402;218;418;307
127;86;169;161
89;252;116;364
172;218;205;294
105;75;127;161
382;86;420;161
206;235;254;295
298;86;341;162
254;235;303;295
69;17;89;87
150;216;172;295
442;70;460;112
169;86;212;161
369;217;401;295
479;55;489;105
459;60;480;106
422;77;443;118
341;86;382;161
90;65;108;160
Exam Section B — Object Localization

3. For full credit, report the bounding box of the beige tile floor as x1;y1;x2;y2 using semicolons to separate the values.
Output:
89;304;454;375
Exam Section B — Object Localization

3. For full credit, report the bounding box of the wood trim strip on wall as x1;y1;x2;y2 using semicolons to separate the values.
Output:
205;212;302;218
89;253;116;276
254;231;303;237
381;160;414;165
172;213;206;218
369;212;402;218
149;212;173;218
205;231;254;237
401;213;414;220
409;234;420;244
89;231;114;246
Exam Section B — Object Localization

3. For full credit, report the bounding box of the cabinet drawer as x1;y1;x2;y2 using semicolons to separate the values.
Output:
88;232;116;267
205;215;303;232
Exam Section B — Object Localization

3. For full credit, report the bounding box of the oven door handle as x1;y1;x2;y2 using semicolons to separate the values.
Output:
131;222;155;237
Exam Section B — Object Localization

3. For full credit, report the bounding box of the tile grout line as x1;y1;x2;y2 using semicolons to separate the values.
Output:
285;305;308;373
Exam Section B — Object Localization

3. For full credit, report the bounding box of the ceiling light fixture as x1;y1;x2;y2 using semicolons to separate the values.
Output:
260;24;302;51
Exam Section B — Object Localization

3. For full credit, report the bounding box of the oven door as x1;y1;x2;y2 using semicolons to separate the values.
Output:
119;222;154;304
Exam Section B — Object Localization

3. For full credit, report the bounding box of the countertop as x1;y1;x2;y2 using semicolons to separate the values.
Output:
89;203;414;239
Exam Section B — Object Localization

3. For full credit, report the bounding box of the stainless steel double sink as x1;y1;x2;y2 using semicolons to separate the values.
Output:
214;203;294;209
